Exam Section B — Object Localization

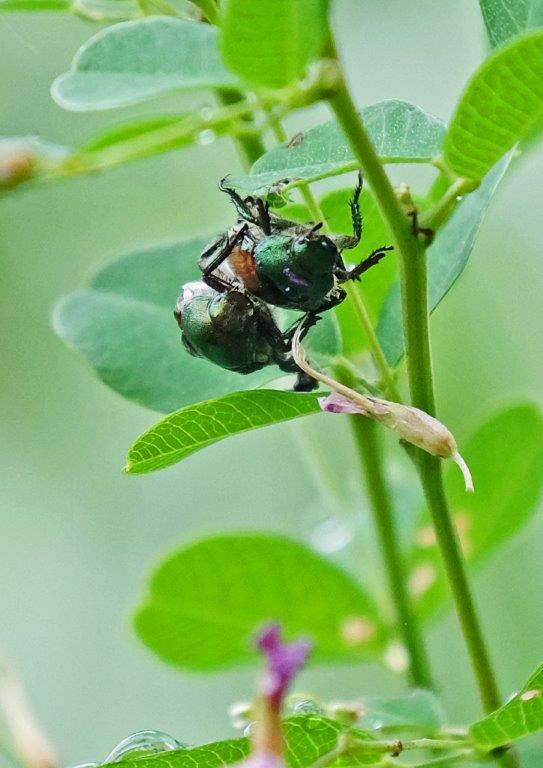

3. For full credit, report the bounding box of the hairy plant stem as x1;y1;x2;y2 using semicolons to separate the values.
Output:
325;34;519;768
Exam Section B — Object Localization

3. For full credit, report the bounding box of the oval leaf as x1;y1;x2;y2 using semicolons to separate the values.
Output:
52;18;238;111
134;534;388;669
407;403;543;620
377;155;510;366
125;390;322;475
470;662;543;748
444;30;543;179
479;0;543;48
230;101;446;195
220;0;329;89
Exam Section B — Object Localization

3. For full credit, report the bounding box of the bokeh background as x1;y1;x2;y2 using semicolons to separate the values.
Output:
1;1;542;765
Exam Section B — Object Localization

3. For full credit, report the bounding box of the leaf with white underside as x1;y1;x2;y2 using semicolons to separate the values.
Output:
470;662;543;748
407;404;543;620
444;30;543;179
134;534;388;669
125;390;322;474
376;155;511;367
479;0;543;47
52;18;238;111
229;101;446;195
220;0;329;89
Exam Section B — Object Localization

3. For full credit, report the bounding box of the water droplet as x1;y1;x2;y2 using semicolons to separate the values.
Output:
243;722;255;738
103;731;184;763
293;699;321;715
197;129;216;146
309;516;354;555
199;106;214;121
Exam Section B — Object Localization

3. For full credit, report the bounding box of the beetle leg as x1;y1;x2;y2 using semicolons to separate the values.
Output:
219;176;262;225
330;172;364;250
334;245;394;282
199;222;249;278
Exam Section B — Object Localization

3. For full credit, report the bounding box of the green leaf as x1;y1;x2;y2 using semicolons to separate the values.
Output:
126;390;322;474
479;0;543;48
444;30;543;180
408;403;543;620
376;155;511;366
470;662;543;748
100;716;378;768
53;239;339;413
230;101;446;195
359;691;446;734
52;18;238;112
0;0;137;16
220;0;329;89
134;533;388;669
81;115;187;153
0;0;69;8
319;187;395;357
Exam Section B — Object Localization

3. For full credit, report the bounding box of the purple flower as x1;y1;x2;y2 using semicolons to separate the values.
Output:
232;625;311;768
256;624;311;706
318;393;369;415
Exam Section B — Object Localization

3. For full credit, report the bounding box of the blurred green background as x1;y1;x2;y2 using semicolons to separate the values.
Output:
1;1;542;765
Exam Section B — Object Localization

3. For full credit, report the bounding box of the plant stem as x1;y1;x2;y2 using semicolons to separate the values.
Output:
343;283;401;401
216;90;266;169
325;35;520;768
349;412;434;689
421;177;476;231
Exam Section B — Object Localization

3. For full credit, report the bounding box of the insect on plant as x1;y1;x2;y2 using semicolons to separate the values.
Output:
2;2;543;768
175;174;392;389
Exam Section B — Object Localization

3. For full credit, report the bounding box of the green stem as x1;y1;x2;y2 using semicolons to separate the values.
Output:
343;282;401;401
349;412;434;689
265;109;327;224
325;34;520;768
421;177;477;231
216;90;266;169
382;753;475;768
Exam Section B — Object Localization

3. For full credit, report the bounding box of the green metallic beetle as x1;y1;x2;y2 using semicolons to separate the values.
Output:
174;280;318;391
198;174;393;316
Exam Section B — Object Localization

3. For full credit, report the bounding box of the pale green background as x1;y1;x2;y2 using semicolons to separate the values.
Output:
1;1;542;765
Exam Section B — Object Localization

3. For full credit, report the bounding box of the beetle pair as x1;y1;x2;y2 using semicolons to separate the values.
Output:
174;174;393;391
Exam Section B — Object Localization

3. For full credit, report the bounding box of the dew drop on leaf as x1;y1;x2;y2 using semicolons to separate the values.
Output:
103;731;186;763
197;129;216;146
292;699;323;716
